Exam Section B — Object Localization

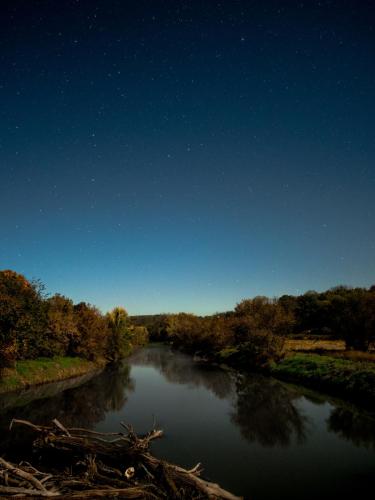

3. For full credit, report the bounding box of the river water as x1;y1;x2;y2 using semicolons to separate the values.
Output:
1;344;374;499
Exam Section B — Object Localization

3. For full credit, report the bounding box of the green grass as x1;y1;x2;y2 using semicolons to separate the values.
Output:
0;356;98;394
217;346;240;360
271;353;375;406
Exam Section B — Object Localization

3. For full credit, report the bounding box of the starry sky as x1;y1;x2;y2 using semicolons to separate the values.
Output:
1;0;374;315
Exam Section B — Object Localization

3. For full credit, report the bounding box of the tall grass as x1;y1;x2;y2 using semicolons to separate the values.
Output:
271;353;375;406
0;357;98;394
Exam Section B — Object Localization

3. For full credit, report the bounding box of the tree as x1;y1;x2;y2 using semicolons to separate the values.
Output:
0;270;47;361
207;314;235;349
231;320;285;367
278;295;298;334
166;313;210;349
44;294;78;356
106;307;130;361
295;291;329;335
128;325;149;347
72;302;109;361
234;296;294;339
230;297;289;367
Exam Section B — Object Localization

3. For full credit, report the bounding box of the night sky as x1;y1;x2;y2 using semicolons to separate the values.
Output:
1;1;374;314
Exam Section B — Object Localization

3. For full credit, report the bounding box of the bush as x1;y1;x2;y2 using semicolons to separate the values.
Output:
0;270;48;360
220;330;285;368
72;303;110;361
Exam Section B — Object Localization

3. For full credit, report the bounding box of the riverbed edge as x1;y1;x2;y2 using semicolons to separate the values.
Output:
0;342;148;396
0;356;106;395
269;353;375;409
190;347;375;409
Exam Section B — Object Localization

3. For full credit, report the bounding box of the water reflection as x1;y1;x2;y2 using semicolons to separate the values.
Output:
1;345;375;474
0;364;134;453
128;346;375;450
129;347;307;446
231;375;307;446
128;346;236;400
327;407;375;449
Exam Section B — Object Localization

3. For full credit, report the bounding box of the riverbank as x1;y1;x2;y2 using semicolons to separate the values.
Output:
1;344;375;499
270;353;375;408
0;357;104;394
188;344;375;409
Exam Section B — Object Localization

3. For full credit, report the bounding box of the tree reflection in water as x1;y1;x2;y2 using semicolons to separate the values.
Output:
129;346;308;447
230;374;307;447
1;345;375;459
0;363;134;453
128;346;237;400
327;407;375;450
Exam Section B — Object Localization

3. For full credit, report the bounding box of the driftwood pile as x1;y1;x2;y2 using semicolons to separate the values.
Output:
0;418;241;499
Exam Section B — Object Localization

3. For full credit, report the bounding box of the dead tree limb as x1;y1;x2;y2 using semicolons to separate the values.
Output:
4;418;243;499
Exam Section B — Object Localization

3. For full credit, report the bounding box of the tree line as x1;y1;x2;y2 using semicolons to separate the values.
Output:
2;269;374;374
0;270;148;374
132;285;375;367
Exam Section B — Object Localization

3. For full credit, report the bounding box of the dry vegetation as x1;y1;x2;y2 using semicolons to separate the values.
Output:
285;339;375;364
0;418;240;499
285;339;346;352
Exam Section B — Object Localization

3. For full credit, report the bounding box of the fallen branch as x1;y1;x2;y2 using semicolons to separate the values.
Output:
0;457;52;494
141;453;240;500
1;418;242;499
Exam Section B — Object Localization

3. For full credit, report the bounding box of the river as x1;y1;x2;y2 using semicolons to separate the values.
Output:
1;344;374;499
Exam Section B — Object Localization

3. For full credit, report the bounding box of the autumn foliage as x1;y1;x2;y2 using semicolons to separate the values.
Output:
162;299;290;368
132;287;375;369
0;270;149;376
1;269;375;377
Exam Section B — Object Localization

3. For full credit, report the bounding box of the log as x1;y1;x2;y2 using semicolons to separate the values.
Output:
3;418;243;499
0;457;52;494
141;453;241;500
0;485;59;497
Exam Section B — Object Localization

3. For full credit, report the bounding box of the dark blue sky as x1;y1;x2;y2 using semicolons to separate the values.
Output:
1;1;374;314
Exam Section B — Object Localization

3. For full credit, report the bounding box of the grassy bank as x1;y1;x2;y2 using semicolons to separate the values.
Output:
271;353;375;407
0;357;103;394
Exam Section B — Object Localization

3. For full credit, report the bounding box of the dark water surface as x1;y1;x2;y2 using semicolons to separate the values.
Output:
1;344;375;499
